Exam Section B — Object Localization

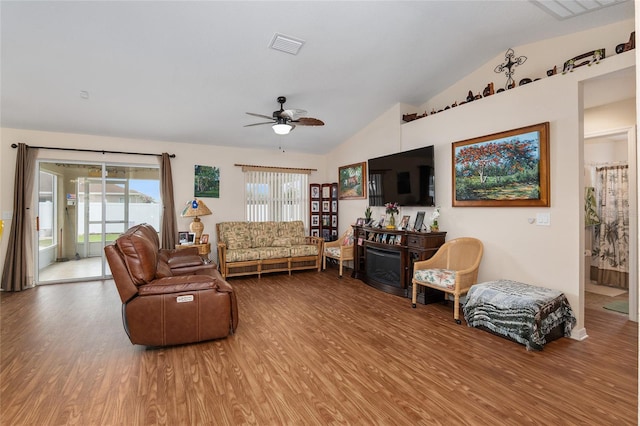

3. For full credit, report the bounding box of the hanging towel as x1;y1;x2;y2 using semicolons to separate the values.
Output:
584;186;600;226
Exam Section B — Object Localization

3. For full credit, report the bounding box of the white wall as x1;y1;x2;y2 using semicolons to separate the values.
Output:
0;129;327;271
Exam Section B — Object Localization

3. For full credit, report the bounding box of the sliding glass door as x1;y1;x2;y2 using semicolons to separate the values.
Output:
37;161;160;283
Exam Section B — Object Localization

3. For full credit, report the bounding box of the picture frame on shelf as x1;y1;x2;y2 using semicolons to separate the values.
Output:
399;215;410;230
414;211;426;232
452;121;550;207
178;231;189;244
200;233;209;244
377;215;385;228
355;217;365;226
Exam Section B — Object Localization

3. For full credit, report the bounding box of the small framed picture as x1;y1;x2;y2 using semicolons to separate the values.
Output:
378;215;385;228
311;185;320;199
200;233;209;244
311;229;319;237
331;215;337;227
395;235;402;245
331;229;338;238
356;217;365;226
311;215;319;227
414;211;426;232
322;186;331;198
400;215;410;230
322;201;330;212
178;231;190;244
331;184;338;199
331;200;337;212
311;201;320;213
388;235;395;244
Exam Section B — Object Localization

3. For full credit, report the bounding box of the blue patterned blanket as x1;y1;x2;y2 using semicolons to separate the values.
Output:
463;280;576;350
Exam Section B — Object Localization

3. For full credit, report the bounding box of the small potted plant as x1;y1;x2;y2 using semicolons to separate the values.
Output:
430;206;441;232
364;206;372;223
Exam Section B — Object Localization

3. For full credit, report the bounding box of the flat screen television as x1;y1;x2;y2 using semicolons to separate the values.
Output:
367;145;435;207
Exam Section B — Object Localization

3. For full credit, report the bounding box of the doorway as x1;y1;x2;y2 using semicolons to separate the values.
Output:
36;161;161;283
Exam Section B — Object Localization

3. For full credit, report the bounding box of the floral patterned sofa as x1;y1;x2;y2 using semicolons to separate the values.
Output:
216;221;323;279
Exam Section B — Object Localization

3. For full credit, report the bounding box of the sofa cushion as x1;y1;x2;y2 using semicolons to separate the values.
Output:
278;221;305;240
219;222;252;249
258;246;291;260
225;248;262;263
272;237;292;247
290;244;319;257
249;221;279;248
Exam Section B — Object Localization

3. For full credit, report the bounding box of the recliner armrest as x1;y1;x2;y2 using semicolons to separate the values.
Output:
137;275;218;296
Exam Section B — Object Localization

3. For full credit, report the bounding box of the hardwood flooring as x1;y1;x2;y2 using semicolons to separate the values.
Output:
1;269;637;425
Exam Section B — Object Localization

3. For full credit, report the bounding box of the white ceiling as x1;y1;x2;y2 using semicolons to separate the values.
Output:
1;1;634;155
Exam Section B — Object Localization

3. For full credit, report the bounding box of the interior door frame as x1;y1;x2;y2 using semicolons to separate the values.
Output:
584;126;638;322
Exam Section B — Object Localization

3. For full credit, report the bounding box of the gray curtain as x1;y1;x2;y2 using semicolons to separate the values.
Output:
159;153;177;249
2;143;37;291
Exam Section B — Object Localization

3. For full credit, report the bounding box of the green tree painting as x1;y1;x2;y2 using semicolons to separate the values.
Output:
194;165;220;198
454;131;541;201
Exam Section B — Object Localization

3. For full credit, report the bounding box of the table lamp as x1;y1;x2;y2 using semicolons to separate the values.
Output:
181;198;212;243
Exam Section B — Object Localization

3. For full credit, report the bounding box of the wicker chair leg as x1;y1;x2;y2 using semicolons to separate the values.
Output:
454;294;461;324
411;282;418;308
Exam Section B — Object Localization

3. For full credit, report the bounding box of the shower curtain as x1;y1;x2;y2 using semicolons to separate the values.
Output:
590;164;629;289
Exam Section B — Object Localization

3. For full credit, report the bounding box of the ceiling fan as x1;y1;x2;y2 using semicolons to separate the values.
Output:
245;96;324;135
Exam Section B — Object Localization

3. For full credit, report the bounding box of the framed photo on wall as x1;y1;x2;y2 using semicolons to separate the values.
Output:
311;201;320;213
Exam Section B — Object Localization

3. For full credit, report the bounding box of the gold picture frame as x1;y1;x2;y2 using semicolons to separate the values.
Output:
452;122;550;207
338;162;367;200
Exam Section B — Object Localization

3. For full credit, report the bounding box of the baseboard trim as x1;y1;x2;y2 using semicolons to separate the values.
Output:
571;327;589;341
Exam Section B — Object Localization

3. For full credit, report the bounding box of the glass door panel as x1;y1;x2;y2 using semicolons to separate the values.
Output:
36;162;160;283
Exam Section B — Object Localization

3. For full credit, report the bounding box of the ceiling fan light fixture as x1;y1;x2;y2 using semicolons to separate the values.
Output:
272;123;292;135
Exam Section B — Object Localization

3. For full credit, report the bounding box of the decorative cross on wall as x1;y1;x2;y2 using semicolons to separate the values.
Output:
494;48;527;90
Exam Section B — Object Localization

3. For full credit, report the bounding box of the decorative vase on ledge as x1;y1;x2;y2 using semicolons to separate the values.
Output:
430;220;439;232
387;213;396;229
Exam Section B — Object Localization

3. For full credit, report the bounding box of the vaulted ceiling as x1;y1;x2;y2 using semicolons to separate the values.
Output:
1;1;634;154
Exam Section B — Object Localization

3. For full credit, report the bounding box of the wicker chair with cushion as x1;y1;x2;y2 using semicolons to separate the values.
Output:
322;227;354;278
411;237;483;324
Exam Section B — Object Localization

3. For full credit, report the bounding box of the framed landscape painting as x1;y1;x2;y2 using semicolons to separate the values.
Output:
452;122;550;207
338;162;367;200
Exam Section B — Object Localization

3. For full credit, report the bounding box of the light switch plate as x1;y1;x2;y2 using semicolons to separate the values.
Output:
536;212;550;226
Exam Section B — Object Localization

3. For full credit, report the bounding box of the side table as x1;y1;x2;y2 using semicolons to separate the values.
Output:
175;242;211;262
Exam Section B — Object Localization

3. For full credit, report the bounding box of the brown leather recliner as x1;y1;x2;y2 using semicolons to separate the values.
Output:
105;224;239;346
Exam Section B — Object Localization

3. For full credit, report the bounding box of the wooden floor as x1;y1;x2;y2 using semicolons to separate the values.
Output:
1;268;637;425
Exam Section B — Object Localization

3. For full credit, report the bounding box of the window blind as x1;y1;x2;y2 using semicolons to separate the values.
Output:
244;170;309;228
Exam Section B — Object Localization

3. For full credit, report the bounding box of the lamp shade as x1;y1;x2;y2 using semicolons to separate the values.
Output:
181;198;212;218
181;198;212;243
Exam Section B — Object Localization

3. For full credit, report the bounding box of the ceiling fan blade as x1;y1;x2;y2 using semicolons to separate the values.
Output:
293;117;324;126
244;122;274;127
246;112;274;120
279;109;307;120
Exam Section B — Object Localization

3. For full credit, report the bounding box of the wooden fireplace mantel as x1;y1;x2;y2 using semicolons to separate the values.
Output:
352;225;446;303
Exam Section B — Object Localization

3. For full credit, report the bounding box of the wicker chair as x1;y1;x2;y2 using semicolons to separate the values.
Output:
411;237;483;324
322;228;354;278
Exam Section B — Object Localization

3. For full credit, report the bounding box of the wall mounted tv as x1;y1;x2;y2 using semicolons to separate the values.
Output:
367;145;435;207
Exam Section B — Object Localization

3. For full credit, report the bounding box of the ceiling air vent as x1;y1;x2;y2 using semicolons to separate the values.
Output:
531;0;629;20
269;33;305;55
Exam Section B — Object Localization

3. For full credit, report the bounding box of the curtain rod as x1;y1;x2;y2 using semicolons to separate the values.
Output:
11;143;175;158
235;163;317;174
